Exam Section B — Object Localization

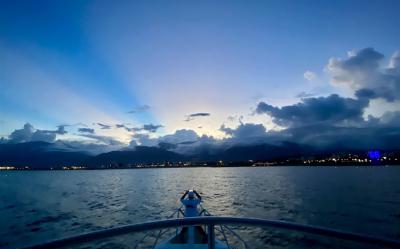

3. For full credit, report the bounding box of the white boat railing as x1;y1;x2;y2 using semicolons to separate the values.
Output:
26;216;400;249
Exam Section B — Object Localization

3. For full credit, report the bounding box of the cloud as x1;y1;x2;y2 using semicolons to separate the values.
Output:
9;123;35;143
295;92;316;98
256;94;368;127
188;113;211;117
79;133;124;146
220;123;267;139
142;124;163;133
115;123;136;132
78;128;95;134
379;111;400;126
303;70;317;82
327;48;384;85
128;129;218;155
115;123;163;133
9;123;67;143
126;105;151;114
130;133;158;147
131;129;199;147
354;88;378;99
184;112;211;122
97;123;112;129
56;125;68;135
389;51;400;69
326;48;400;102
31;130;58;143
276;124;400;151
226;115;237;122
160;129;199;144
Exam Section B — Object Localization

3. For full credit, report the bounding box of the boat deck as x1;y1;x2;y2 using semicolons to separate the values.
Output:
156;225;228;249
170;226;207;244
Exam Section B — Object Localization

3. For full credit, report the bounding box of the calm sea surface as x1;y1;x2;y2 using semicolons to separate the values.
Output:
0;167;400;248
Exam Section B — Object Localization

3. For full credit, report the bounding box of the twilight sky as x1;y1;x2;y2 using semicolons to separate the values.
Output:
1;0;400;154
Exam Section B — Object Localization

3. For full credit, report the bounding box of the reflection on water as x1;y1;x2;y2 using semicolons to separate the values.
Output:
0;167;399;248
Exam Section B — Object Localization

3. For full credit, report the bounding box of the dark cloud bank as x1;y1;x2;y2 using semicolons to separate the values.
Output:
1;48;400;167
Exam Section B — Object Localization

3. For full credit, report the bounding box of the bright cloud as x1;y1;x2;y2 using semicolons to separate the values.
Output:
303;70;317;82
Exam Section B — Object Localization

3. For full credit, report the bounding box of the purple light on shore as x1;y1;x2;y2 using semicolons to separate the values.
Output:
368;150;381;160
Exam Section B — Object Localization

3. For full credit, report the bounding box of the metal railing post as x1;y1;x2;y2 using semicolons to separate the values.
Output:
207;224;215;249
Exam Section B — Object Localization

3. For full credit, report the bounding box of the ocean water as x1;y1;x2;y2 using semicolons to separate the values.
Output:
0;167;399;248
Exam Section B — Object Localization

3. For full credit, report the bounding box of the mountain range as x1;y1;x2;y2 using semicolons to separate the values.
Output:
0;141;381;169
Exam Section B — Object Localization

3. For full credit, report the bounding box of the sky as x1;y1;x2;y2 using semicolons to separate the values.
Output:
1;0;400;154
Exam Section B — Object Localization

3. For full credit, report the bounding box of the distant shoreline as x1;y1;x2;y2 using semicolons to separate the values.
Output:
1;164;399;171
